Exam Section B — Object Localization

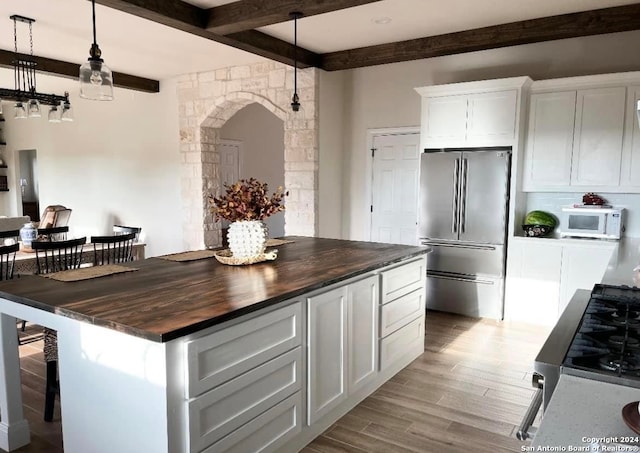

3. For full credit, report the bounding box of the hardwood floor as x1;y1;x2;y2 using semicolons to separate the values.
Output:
7;311;550;453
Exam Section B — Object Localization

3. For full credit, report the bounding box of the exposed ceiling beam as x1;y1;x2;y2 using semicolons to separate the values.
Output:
321;3;640;71
95;0;321;68
206;0;383;35
0;49;160;93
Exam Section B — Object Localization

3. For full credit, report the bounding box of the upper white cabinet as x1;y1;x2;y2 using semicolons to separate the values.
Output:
621;86;640;187
522;73;640;192
571;87;626;186
522;91;576;188
416;77;530;148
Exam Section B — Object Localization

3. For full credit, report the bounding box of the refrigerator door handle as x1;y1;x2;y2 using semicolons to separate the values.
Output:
419;240;497;251
460;157;468;234
428;271;495;285
452;158;460;234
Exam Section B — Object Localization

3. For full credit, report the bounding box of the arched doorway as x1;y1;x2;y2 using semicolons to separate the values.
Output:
176;64;319;251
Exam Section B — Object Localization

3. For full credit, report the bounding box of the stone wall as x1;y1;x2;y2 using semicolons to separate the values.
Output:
177;61;319;251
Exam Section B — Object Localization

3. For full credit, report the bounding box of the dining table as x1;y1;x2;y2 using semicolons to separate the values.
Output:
13;241;146;274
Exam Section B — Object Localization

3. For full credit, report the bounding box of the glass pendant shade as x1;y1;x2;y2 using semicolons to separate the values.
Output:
637;100;640;128
61;102;74;122
14;102;27;119
79;59;114;101
48;105;61;123
0;100;3;115
27;99;41;118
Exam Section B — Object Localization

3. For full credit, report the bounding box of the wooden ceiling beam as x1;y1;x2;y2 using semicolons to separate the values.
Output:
205;0;384;35
0;49;160;93
321;3;640;71
95;0;321;68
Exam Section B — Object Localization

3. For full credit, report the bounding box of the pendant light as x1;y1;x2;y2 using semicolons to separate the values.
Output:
290;12;302;112
79;0;114;100
637;100;640;128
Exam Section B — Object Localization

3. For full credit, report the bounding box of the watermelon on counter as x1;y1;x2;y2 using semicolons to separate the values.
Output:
524;210;557;227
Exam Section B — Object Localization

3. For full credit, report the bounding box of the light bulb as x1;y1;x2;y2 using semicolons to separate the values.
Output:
90;70;103;86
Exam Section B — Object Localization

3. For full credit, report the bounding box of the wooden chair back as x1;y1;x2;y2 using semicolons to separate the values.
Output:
37;226;69;242
113;225;142;242
0;243;18;281
91;232;136;265
32;237;87;274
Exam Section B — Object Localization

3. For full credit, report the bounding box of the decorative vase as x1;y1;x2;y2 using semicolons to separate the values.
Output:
19;222;37;248
227;220;268;259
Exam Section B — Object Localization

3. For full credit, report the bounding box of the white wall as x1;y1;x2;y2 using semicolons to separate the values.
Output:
221;103;285;237
0;69;182;257
318;70;346;239
340;30;640;240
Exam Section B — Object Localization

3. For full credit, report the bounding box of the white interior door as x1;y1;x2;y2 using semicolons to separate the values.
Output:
219;140;240;228
370;133;420;245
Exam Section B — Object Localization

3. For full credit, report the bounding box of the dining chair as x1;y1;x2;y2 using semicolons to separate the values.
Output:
90;232;136;265
32;236;86;422
0;230;30;336
37;226;69;242
113;225;142;242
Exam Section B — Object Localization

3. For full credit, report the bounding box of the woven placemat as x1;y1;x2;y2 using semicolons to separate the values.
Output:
265;239;294;247
157;249;218;262
43;264;138;282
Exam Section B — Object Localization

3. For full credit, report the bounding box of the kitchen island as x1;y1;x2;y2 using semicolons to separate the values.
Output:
0;237;428;453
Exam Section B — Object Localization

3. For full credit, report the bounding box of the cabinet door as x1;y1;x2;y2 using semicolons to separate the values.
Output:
559;245;614;315
467;90;517;144
307;286;347;425
523;91;576;190
422;95;467;145
504;240;562;325
347;276;379;394
571;87;626;186
621;86;640;187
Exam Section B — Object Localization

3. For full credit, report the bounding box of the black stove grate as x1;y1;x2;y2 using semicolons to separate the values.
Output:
562;284;640;384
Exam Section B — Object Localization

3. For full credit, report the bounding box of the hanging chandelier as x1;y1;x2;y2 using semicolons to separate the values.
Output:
79;0;114;100
0;15;73;122
290;11;302;112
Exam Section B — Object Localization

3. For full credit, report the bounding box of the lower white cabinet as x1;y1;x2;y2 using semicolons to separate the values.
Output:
307;275;378;425
505;238;614;325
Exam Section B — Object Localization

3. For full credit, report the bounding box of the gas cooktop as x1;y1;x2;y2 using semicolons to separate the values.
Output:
562;284;640;388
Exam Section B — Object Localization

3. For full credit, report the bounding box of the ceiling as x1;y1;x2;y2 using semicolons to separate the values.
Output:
0;0;639;90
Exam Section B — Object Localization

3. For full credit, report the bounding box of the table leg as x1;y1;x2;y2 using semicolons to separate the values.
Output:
0;313;30;451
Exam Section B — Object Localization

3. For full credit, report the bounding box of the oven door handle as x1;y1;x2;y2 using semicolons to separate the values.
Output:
516;377;544;441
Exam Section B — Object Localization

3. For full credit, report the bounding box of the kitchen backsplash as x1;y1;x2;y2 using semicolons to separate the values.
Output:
525;192;640;237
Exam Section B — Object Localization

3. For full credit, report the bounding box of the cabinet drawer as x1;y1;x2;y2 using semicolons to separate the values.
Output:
202;392;302;453
380;288;425;338
188;347;302;453
380;316;424;370
381;257;426;304
186;302;301;398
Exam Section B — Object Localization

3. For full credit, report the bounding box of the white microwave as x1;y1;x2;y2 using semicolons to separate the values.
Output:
560;206;624;239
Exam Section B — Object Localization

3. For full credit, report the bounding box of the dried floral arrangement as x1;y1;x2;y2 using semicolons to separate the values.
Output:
209;178;287;222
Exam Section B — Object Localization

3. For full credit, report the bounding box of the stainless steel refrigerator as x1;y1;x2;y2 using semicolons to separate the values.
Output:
419;147;511;319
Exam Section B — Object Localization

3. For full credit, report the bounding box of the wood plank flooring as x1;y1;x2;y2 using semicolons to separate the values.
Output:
6;311;550;453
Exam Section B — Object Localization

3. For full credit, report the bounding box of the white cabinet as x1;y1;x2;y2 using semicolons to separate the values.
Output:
505;238;615;325
571;87;626;186
621;86;640;187
379;256;426;371
420;90;517;147
522;91;576;188
559;244;614;315
504;240;562;325
415;77;530;149
307;274;378;425
523;80;631;191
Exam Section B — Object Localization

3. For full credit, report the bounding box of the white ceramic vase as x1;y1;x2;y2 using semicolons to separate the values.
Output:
227;220;268;258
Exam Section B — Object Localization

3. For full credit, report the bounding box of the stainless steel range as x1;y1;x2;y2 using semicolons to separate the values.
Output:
518;284;640;440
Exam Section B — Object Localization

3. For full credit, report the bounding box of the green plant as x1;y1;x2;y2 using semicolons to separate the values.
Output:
209;178;287;222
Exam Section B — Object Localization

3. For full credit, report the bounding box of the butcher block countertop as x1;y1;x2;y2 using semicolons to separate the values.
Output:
0;236;429;342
